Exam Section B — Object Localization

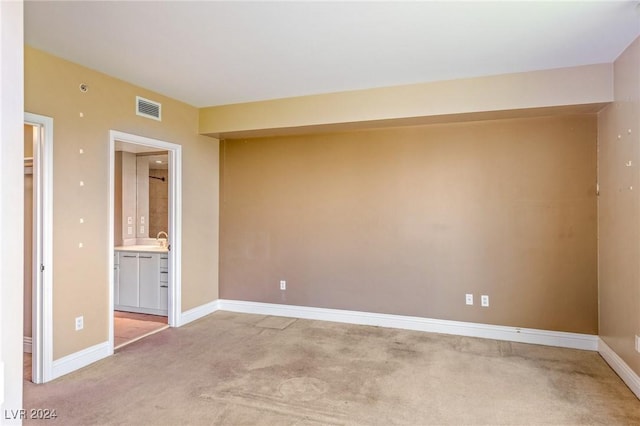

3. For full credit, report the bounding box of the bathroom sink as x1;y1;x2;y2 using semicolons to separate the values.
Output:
114;244;168;253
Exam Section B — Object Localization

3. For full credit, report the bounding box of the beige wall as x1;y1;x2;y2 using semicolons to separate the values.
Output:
201;64;612;137
220;115;598;334
598;37;640;375
25;46;219;360
24;124;33;157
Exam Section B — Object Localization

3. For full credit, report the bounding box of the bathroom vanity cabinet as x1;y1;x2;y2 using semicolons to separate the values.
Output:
114;248;168;316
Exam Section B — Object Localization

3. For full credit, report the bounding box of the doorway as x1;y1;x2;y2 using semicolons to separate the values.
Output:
24;143;33;380
108;131;182;352
24;112;53;384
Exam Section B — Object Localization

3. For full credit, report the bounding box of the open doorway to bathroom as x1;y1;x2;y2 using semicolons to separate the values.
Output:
109;131;182;351
112;143;170;348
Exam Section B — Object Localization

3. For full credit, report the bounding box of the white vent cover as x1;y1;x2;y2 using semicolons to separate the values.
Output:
136;96;161;121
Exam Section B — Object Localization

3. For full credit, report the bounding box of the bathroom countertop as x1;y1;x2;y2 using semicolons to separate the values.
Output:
115;245;169;254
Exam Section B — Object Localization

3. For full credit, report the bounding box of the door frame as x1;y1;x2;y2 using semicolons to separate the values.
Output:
108;130;182;351
24;112;54;384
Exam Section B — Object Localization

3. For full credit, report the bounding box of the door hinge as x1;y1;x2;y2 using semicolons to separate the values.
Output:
40;264;45;272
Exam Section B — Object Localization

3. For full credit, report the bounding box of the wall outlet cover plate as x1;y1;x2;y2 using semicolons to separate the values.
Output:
481;295;489;307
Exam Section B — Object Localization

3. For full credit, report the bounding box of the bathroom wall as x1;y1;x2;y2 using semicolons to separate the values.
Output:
113;151;137;246
136;155;149;239
149;168;168;238
115;153;168;244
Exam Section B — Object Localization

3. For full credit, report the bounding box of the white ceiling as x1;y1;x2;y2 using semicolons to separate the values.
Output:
25;1;640;108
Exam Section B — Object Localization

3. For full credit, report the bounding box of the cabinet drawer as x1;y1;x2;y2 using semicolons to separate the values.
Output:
160;286;168;311
160;271;169;283
160;257;168;268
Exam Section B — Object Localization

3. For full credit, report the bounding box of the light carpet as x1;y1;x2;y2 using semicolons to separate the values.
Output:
24;311;640;425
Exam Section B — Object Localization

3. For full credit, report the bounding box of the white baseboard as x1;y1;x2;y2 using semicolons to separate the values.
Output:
217;299;599;351
599;338;640;399
178;300;220;327
51;341;111;381
48;301;636;387
23;336;32;353
46;299;220;380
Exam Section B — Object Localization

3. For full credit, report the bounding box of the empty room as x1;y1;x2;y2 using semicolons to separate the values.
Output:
2;1;640;424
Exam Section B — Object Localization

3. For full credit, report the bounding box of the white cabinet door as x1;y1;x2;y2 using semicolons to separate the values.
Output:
139;253;160;309
118;253;139;307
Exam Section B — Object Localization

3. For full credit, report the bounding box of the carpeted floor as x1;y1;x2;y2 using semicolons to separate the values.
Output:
23;311;640;425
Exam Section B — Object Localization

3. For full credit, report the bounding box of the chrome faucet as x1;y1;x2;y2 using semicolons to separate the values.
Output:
156;231;168;248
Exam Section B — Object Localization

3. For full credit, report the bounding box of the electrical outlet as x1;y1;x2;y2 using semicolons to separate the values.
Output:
127;226;133;235
140;225;145;234
636;335;640;353
481;295;489;307
280;280;286;290
465;294;473;305
75;316;84;331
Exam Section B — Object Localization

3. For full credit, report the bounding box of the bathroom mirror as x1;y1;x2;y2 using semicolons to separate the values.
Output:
114;144;169;246
146;153;169;239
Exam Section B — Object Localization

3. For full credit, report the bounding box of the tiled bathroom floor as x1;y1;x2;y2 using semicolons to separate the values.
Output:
114;311;168;349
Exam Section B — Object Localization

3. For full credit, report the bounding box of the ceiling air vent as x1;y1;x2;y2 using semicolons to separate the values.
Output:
136;96;161;121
